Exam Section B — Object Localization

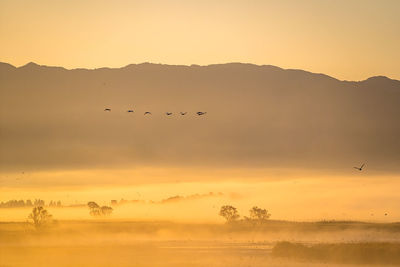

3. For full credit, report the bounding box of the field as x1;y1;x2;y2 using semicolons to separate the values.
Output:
1;220;400;266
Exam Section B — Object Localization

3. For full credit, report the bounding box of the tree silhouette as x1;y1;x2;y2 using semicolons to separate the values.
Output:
87;201;113;217
34;199;45;206
88;201;101;216
101;206;113;216
248;206;271;223
28;206;52;229
219;205;240;223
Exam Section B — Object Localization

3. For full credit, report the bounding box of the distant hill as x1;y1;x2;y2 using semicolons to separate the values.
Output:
1;62;399;172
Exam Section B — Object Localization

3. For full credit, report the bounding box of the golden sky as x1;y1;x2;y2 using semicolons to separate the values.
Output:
1;0;399;81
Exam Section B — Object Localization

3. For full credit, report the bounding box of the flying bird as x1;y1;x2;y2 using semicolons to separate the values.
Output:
144;112;152;115
180;112;187;115
127;110;134;113
166;112;173;116
197;111;207;116
353;163;365;171
104;108;111;112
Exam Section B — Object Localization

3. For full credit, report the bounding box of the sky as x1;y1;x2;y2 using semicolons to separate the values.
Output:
1;0;400;81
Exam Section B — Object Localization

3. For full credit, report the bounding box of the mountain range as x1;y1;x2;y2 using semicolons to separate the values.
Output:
1;62;399;173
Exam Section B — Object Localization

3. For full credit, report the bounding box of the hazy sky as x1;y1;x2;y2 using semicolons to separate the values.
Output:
1;0;399;81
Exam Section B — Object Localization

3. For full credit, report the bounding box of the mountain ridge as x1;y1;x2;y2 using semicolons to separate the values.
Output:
1;60;400;172
1;61;398;84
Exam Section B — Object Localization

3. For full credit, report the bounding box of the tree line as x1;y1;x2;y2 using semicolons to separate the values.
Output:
0;199;62;208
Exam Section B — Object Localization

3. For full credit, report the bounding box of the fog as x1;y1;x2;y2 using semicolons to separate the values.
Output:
2;218;400;266
2;176;400;223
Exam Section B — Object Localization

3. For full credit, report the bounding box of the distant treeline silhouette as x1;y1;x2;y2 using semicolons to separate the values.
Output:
0;199;62;208
1;192;224;209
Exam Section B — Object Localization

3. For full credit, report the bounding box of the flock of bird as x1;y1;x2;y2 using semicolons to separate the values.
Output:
104;108;207;116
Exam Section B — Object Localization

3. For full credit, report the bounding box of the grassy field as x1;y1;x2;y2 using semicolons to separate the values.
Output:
1;220;400;266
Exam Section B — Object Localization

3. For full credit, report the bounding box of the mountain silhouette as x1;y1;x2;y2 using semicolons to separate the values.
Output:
1;62;399;172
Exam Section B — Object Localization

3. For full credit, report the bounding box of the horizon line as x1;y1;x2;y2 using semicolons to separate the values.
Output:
1;60;399;83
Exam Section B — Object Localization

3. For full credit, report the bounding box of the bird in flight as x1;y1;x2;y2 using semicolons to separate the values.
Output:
353;163;365;171
180;112;187;115
144;112;152;115
197;111;207;115
166;112;173;116
127;110;134;113
104;108;111;112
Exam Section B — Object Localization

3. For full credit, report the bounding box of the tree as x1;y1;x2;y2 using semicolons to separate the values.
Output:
34;199;45;206
28;206;52;229
249;206;271;222
100;206;113;216
87;201;100;209
87;202;113;217
88;201;101;216
219;205;240;223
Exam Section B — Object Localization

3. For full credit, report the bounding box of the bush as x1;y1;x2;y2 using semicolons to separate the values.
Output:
272;241;400;265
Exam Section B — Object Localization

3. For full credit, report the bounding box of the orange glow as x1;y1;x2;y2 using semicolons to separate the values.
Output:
0;0;399;80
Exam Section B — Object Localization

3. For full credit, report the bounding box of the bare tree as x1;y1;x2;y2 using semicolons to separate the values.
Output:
219;205;240;223
28;206;52;229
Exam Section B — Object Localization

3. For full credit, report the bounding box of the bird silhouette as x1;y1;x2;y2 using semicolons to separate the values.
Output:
197;111;207;115
180;112;187;115
127;110;134;113
166;112;173;116
104;108;111;112
353;163;365;171
144;112;152;115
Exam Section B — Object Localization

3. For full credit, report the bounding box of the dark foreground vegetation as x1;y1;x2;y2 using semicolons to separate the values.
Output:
272;241;400;265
